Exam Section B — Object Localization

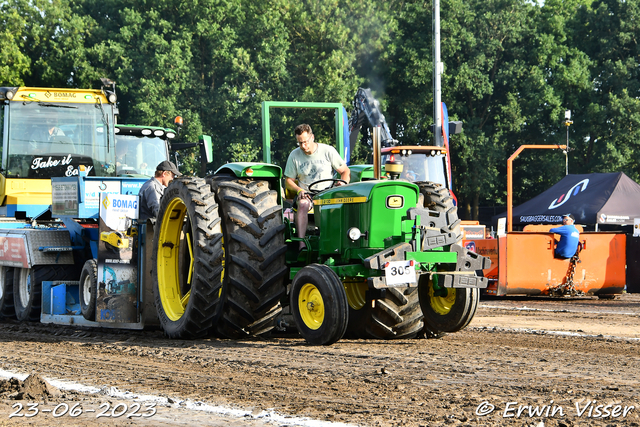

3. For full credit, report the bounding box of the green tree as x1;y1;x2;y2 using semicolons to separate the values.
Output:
387;0;541;219
568;0;640;181
0;0;35;85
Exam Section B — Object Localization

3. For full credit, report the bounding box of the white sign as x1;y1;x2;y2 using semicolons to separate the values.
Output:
99;193;139;231
86;181;121;210
384;261;417;286
497;217;506;237
51;181;79;216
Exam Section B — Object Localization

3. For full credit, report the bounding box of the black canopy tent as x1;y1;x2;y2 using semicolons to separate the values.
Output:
494;172;640;228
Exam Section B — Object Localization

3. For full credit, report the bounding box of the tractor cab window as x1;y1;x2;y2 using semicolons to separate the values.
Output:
115;134;169;177
382;152;447;187
3;101;117;179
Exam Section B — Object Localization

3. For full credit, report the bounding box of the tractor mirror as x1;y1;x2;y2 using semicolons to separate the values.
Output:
449;121;463;135
199;135;213;164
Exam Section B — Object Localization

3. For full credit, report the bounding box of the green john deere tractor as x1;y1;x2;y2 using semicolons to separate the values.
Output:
150;103;490;345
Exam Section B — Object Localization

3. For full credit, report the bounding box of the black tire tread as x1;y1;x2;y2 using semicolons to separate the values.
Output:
152;177;225;339
80;259;98;321
0;267;16;319
417;181;480;336
210;177;287;339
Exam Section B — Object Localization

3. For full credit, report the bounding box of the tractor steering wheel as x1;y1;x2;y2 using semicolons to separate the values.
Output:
307;178;348;195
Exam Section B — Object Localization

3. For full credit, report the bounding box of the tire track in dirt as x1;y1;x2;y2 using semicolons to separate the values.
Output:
0;295;639;426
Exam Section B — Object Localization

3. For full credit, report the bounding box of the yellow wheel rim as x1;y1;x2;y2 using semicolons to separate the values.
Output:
343;279;368;310
428;280;456;316
298;283;324;330
157;197;193;321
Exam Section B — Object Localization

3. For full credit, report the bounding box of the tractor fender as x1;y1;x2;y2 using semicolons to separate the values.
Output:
214;162;282;179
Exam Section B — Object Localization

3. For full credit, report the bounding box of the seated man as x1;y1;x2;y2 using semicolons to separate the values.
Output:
284;124;350;251
550;213;580;259
29;118;65;152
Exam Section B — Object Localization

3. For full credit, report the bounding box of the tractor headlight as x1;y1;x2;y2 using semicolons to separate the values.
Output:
154;129;164;137
106;91;117;103
348;227;362;241
5;90;15;100
141;129;152;135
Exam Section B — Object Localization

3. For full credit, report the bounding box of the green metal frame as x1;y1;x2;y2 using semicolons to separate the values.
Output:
261;101;346;164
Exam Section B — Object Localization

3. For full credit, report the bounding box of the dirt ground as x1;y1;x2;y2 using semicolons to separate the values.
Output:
0;293;638;427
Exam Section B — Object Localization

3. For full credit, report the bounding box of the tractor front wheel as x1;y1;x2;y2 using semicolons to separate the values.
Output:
418;274;479;337
291;264;348;345
152;177;225;339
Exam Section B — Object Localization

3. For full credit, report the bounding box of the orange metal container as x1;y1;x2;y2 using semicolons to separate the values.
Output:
486;231;627;296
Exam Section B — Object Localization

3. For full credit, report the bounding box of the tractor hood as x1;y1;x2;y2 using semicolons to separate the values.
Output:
313;180;420;256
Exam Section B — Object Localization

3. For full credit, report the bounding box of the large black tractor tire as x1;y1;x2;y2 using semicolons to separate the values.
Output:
346;284;424;340
416;181;480;336
418;273;479;337
13;265;80;322
152;177;226;339
0;267;16;320
210;177;287;339
291;264;348;345
80;259;98;321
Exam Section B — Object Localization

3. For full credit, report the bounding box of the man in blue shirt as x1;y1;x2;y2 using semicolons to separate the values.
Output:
550;213;580;259
138;161;181;221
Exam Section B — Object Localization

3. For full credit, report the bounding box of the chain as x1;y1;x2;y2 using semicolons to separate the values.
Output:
550;243;584;297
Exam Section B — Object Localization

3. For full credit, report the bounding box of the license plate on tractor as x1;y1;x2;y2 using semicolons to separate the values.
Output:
384;261;417;286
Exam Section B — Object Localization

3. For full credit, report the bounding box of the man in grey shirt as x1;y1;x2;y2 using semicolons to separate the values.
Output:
284;124;350;251
138;161;181;221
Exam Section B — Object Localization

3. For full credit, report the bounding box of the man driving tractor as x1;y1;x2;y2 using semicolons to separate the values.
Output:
284;123;350;252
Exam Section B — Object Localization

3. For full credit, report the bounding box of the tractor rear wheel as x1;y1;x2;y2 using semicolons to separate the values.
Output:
416;181;479;336
80;259;98;321
291;264;348;345
0;267;16;320
418;273;479;337
152;177;225;339
14;265;79;322
210;177;287;338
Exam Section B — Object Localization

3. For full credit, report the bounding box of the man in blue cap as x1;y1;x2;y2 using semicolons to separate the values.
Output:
550;213;580;259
